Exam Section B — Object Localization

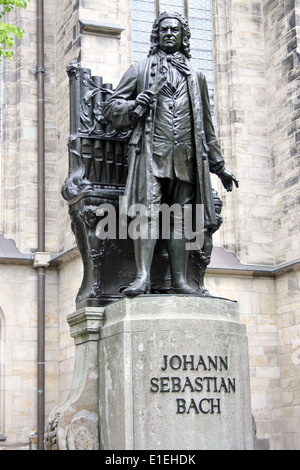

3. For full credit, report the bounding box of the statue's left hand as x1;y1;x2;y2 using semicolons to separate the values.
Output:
218;168;239;192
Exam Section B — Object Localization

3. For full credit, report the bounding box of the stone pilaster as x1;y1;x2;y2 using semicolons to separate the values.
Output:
45;307;104;450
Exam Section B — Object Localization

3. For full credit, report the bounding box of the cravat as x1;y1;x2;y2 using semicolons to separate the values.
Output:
158;51;191;92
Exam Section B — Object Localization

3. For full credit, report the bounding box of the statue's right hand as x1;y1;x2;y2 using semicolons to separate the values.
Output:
135;90;156;109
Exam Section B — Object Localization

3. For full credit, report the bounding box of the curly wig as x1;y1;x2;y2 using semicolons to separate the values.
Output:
148;12;192;59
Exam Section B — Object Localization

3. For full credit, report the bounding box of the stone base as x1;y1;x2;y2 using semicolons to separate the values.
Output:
99;295;254;450
45;295;254;450
45;308;105;450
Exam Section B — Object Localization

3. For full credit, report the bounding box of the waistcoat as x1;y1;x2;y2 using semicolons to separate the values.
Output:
152;70;195;183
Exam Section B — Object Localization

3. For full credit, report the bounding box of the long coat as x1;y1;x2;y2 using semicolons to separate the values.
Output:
103;52;225;229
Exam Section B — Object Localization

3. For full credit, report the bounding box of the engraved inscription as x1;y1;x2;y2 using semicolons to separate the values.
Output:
150;354;236;414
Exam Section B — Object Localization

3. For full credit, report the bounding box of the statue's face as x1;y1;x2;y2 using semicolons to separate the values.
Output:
158;18;182;54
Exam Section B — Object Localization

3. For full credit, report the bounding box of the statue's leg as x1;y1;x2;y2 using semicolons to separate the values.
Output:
195;229;212;295
194;251;211;296
123;178;163;297
166;237;196;294
122;237;156;296
165;179;197;294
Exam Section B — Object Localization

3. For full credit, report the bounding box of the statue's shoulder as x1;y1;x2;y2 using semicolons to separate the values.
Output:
189;65;209;93
123;57;151;80
190;64;207;84
134;55;155;71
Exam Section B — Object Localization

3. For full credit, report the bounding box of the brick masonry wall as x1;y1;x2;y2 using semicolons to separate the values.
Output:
212;0;273;266
263;0;300;450
1;0;59;254
0;264;59;446
0;0;80;445
211;0;300;449
80;0;132;86
56;0;81;255
206;272;283;448
264;0;300;265
276;270;300;449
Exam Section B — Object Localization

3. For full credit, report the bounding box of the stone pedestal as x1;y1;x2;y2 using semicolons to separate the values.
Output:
45;308;105;450
45;295;254;450
99;295;254;450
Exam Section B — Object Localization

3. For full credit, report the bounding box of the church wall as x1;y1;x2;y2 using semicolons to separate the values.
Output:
0;0;58;254
212;0;273;266
263;0;300;450
0;264;59;448
206;271;283;449
0;0;61;448
211;0;300;448
275;269;300;449
56;0;81;255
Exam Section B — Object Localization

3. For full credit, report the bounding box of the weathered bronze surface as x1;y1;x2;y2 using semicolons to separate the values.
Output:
103;13;238;297
62;13;238;307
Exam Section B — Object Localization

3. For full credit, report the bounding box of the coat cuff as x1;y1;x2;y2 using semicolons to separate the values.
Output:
104;100;136;130
207;140;225;174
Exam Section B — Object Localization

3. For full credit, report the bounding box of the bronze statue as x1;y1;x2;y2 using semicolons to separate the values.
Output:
103;12;238;297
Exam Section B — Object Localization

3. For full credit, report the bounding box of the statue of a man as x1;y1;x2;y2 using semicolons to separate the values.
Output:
104;12;238;296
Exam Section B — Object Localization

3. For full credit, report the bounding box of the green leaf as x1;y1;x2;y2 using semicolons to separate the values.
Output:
0;0;29;59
